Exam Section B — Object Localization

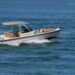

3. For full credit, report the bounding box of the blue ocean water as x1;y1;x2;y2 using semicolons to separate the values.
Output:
0;0;75;75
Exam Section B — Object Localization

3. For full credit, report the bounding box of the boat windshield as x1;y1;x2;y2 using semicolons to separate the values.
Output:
0;24;32;35
20;25;32;33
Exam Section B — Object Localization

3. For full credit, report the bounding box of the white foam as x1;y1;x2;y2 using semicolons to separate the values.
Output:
2;39;56;46
25;39;56;44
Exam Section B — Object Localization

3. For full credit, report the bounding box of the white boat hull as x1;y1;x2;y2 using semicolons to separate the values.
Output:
0;30;60;46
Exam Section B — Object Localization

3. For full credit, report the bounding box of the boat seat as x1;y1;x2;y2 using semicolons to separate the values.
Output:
4;32;19;38
39;29;55;33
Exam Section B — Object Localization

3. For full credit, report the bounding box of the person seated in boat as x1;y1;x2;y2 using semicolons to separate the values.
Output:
13;26;19;37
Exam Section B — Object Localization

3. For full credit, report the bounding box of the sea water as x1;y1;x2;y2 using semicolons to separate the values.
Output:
0;0;75;75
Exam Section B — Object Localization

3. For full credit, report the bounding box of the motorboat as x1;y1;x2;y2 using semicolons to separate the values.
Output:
0;21;61;46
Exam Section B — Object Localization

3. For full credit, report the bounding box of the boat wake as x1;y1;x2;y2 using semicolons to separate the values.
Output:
0;39;57;46
25;39;56;44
